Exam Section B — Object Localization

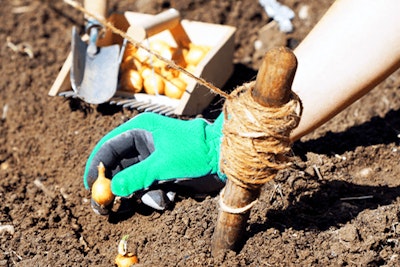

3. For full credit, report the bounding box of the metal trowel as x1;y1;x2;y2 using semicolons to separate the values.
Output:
70;0;120;104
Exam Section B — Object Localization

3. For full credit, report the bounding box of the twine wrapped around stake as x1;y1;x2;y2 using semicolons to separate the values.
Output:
220;81;301;191
212;46;302;255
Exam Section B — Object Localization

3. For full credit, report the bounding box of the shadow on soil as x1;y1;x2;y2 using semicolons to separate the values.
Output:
294;108;400;157
247;108;400;245
252;181;400;234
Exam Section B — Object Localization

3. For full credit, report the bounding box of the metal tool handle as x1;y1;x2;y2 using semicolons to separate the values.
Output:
84;0;108;56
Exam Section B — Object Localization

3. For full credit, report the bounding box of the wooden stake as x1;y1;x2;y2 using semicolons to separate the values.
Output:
211;46;298;255
252;47;297;107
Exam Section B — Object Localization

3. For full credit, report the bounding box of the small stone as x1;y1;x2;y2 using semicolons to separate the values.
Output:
0;224;15;235
254;40;263;50
339;224;358;242
1;162;9;170
298;5;309;20
358;167;373;178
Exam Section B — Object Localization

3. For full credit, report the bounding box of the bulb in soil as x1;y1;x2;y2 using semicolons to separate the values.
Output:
115;235;139;267
91;162;114;207
115;254;139;267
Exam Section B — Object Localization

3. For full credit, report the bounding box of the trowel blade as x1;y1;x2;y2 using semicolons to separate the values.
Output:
70;26;120;104
71;26;86;92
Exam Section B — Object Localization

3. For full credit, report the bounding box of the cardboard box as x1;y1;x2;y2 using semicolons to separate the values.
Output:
49;11;236;116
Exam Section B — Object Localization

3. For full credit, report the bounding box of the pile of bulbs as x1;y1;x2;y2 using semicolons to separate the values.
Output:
119;40;210;99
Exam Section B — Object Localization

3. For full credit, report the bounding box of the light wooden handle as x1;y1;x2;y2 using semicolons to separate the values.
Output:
127;9;191;48
84;0;107;20
141;9;180;37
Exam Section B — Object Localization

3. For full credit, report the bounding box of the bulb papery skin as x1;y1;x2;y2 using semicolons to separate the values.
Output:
91;162;115;207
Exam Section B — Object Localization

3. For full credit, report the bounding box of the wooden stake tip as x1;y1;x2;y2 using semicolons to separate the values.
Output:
253;46;298;107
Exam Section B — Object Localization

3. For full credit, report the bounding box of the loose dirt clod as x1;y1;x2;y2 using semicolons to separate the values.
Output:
0;225;15;236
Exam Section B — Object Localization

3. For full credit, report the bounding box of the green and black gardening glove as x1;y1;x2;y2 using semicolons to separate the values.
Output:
84;112;226;214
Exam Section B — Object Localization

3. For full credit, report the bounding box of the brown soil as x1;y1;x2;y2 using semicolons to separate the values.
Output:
1;0;400;266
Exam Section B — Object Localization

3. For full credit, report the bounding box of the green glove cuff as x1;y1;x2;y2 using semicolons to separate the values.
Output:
205;114;226;181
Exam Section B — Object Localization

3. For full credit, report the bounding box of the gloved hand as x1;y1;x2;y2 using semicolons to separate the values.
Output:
84;112;226;214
